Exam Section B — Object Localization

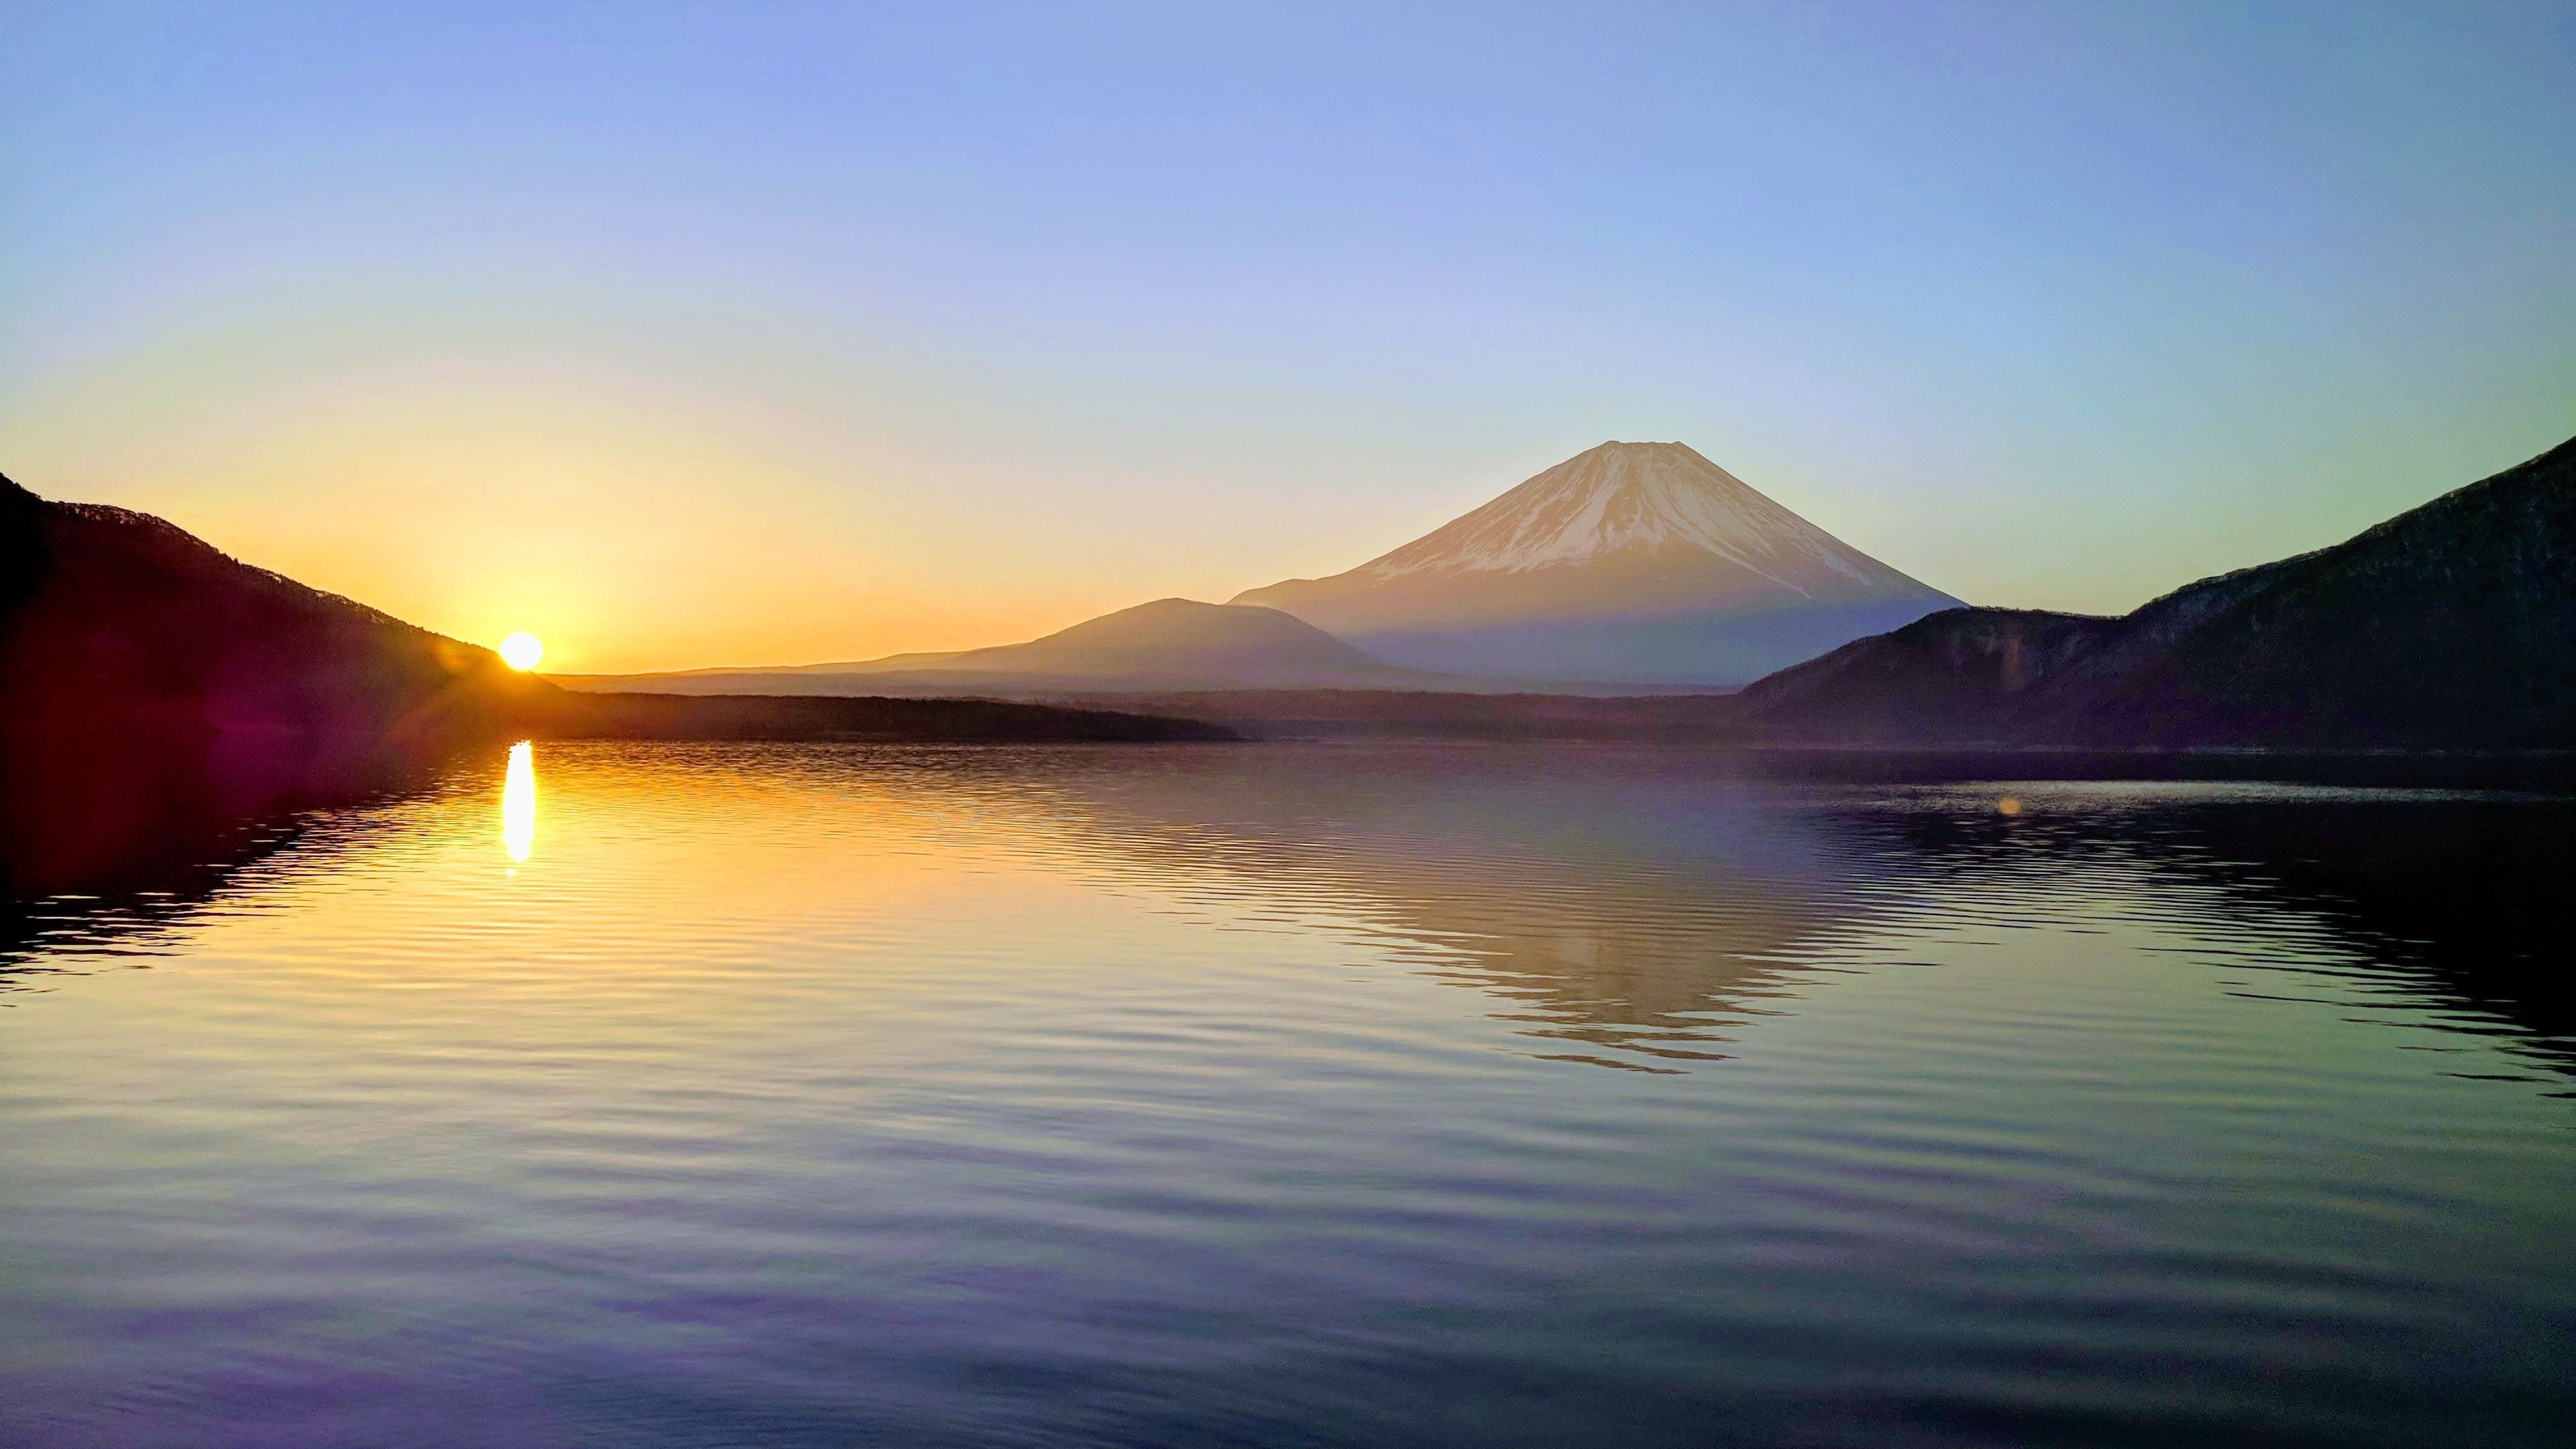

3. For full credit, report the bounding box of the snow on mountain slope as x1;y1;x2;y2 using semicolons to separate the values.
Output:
1232;441;1960;686
1354;441;1901;590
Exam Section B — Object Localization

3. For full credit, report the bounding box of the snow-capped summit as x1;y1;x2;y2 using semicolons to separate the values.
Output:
1231;441;1960;687
1349;441;1916;590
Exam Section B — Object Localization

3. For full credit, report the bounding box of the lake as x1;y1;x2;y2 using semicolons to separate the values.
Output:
3;741;2571;1447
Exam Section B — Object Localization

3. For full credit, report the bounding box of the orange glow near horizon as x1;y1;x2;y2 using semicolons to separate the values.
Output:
4;363;1283;676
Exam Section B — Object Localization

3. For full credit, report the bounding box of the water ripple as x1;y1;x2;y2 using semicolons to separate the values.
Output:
1;742;2571;1447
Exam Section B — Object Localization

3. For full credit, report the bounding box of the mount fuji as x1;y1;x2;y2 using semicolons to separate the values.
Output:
1230;441;1962;686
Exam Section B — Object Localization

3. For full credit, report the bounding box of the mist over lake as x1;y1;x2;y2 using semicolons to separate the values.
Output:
4;742;2569;1448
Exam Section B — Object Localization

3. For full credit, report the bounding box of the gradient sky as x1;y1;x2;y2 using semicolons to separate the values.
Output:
5;2;2571;672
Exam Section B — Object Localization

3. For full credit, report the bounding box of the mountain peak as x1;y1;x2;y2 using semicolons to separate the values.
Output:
1229;440;1959;686
1349;439;1902;594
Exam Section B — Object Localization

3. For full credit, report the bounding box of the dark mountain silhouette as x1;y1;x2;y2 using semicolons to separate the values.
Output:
1731;435;2576;747
1231;441;1960;686
0;476;1229;895
0;470;557;892
0;471;555;749
555;598;1445;695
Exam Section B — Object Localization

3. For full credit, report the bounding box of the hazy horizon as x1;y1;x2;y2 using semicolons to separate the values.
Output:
7;12;2576;1442
6;3;2571;672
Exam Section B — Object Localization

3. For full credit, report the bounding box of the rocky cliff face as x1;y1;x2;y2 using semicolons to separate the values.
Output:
1732;435;2576;747
1232;441;1960;686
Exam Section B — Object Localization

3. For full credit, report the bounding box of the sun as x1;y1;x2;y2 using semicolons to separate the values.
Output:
498;632;545;672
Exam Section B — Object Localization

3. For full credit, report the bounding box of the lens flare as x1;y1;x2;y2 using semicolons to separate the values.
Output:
499;632;545;671
502;741;537;865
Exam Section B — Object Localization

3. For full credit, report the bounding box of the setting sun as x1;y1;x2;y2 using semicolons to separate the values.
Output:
498;632;545;671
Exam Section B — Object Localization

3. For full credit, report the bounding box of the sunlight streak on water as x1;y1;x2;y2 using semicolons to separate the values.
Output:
1;743;2571;1448
500;739;535;867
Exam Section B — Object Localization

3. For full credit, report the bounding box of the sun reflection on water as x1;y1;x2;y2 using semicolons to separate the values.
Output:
501;741;536;867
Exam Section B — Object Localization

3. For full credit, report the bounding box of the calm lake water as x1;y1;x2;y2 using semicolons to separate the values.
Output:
3;741;2572;1448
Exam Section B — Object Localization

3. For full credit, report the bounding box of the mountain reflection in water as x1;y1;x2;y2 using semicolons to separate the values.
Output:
1017;749;1878;1069
834;746;2576;1080
2;742;2573;1449
6;743;2574;1083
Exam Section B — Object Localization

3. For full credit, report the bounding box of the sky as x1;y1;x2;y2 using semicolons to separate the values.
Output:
3;1;2571;673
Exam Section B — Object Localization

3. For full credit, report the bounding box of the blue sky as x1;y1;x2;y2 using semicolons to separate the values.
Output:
3;1;2569;669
